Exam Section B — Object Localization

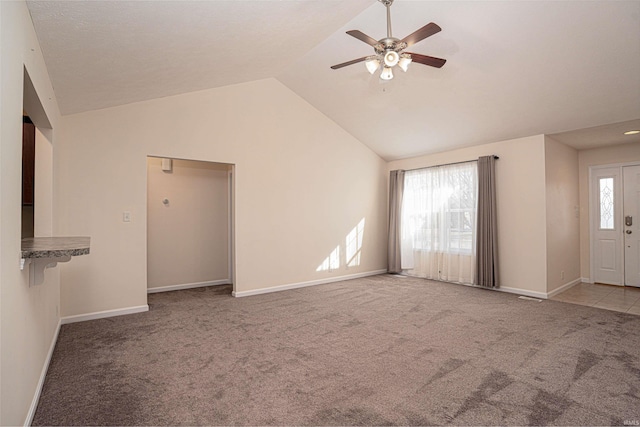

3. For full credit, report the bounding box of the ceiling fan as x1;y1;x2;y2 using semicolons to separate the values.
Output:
331;0;446;81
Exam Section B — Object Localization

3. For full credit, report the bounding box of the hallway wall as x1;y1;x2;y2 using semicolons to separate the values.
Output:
0;1;62;424
147;158;230;291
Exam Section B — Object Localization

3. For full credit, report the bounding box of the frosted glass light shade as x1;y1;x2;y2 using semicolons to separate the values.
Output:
398;55;412;72
380;67;394;81
384;51;400;67
365;57;381;74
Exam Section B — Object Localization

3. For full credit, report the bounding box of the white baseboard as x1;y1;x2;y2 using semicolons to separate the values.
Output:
25;318;61;426
496;286;549;300
61;305;149;325
232;269;387;298
582;277;592;284
498;277;583;300
147;279;231;294
547;277;583;298
419;279;551;300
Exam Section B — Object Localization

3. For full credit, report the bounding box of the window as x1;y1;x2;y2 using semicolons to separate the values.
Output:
599;177;614;230
400;162;478;284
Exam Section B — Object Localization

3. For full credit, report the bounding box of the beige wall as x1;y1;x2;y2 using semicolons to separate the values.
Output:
35;128;54;237
57;78;388;317
0;1;62;425
388;135;549;296
544;137;580;292
147;158;230;290
578;143;640;280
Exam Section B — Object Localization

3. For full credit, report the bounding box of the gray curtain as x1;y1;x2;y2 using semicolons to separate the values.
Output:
475;156;499;288
388;170;405;273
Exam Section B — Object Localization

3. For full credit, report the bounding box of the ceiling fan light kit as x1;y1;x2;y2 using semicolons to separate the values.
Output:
365;56;381;74
398;54;412;72
331;0;446;81
380;67;394;81
384;50;400;67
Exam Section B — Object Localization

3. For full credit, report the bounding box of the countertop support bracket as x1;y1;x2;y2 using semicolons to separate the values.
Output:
22;256;72;287
20;236;90;287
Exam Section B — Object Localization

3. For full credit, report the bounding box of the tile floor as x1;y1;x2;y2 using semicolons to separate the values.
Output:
551;282;640;315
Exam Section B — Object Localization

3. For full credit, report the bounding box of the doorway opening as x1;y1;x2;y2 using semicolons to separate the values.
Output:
22;67;54;240
146;157;235;294
590;163;640;287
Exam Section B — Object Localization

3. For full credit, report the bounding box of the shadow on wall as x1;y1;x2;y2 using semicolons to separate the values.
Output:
317;218;366;272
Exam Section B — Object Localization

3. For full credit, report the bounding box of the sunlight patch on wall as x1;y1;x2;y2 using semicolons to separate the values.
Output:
346;218;365;267
316;218;365;272
316;246;340;272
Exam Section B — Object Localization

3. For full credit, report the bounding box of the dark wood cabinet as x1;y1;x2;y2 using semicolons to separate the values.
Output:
22;116;35;238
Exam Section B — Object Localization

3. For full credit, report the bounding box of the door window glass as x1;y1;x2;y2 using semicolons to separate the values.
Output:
599;177;614;230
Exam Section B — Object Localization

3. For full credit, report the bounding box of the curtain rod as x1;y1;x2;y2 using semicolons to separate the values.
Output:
401;155;499;172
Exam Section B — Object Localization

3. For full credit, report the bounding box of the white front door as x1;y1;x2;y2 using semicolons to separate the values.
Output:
623;165;640;287
592;167;623;285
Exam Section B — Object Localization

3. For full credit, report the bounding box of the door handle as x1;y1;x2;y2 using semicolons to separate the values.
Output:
626;230;633;234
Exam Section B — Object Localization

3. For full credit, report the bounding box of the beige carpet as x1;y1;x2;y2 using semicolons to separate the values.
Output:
33;274;640;425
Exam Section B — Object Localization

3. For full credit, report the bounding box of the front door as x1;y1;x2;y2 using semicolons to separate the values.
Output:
623;165;640;287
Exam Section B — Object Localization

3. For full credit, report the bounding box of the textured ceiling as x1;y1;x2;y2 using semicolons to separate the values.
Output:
26;0;374;115
27;0;640;160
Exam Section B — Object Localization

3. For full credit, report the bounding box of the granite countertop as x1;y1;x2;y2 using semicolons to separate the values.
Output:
21;236;91;259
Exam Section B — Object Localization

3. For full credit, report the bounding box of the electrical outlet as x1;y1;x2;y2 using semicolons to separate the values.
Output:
123;211;131;222
561;271;565;280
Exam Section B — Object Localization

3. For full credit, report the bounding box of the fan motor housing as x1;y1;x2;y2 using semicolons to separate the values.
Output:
375;37;407;54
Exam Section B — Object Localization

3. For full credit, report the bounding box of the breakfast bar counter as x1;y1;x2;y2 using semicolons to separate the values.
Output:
21;236;90;286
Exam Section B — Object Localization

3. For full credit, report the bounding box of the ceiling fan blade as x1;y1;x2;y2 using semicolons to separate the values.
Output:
346;30;379;47
401;23;441;47
406;52;447;68
331;56;369;70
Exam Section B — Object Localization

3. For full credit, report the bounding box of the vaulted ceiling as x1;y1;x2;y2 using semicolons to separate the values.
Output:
27;0;640;160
